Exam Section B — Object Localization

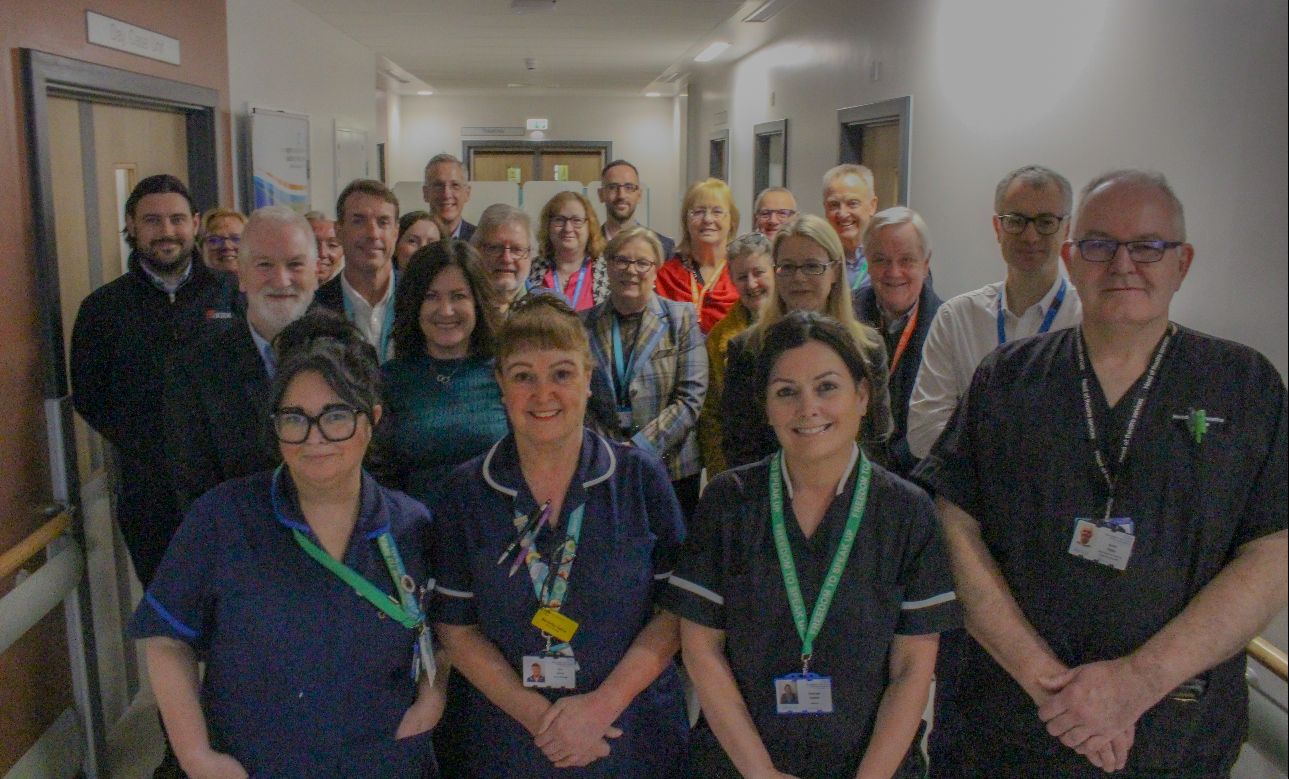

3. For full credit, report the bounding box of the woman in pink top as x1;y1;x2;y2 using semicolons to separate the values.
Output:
528;191;608;312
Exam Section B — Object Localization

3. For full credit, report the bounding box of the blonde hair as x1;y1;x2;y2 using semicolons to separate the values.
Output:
200;207;246;239
537;191;605;260
748;214;880;356
677;178;740;256
604;226;664;266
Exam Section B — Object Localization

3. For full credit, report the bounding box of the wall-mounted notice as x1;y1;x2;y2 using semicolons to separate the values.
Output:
462;126;525;137
553;164;570;181
250;107;310;212
506;167;522;183
86;12;181;65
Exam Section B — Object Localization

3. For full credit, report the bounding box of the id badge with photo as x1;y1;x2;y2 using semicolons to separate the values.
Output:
522;654;577;689
774;672;834;715
1068;517;1136;571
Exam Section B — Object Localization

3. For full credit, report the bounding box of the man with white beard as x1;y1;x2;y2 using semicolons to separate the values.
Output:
166;206;320;511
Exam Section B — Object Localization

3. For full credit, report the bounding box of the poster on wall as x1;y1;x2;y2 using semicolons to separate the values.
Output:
250;107;310;212
334;125;369;195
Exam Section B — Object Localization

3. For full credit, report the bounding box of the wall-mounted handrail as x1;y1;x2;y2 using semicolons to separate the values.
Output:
1249;636;1288;683
0;510;70;580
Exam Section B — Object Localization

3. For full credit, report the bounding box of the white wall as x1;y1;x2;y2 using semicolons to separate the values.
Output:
392;94;683;238
686;0;1289;373
226;0;379;217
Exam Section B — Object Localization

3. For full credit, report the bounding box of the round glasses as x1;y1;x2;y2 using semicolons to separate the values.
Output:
997;213;1066;236
272;405;362;444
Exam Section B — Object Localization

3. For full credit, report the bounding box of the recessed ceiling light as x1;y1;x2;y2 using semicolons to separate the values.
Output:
694;41;730;63
416;90;434;96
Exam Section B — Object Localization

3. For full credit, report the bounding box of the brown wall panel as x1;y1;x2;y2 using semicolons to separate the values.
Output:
0;1;232;771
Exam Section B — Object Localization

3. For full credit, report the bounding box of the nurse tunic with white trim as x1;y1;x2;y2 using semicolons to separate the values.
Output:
431;428;689;778
661;448;960;779
129;469;435;779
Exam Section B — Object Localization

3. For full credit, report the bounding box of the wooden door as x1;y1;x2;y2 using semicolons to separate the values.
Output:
540;151;603;184
472;151;536;183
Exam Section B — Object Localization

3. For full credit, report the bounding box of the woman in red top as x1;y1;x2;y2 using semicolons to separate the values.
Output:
527;191;609;312
655;178;740;333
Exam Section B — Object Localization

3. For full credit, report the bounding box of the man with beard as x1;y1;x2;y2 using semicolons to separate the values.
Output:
166;206;320;512
71;174;236;588
598;159;675;259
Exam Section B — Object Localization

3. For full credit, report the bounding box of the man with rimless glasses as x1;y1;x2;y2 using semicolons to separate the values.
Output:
598;159;675;260
915;170;1287;776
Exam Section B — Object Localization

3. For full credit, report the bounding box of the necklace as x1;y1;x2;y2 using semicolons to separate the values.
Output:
431;356;466;385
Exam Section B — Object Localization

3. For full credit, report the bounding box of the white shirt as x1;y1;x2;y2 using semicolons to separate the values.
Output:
340;270;395;361
906;274;1082;459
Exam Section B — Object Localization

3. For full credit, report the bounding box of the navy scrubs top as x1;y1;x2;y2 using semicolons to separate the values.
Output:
431;429;689;778
914;325;1288;776
130;469;434;779
662;450;960;779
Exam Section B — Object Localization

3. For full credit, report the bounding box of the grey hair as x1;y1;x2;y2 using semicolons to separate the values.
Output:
726;231;772;263
753;186;796;213
994;164;1073;214
303;210;329;222
1076;169;1186;240
862;206;932;258
822;163;874;194
471;204;533;247
424;153;465;177
241;205;318;264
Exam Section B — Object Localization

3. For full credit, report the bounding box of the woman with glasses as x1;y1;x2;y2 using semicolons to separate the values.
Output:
432;295;689;778
721;215;891;470
663;311;958;779
131;309;444;778
199;207;246;275
655;178;741;333
374;238;508;510
581;227;707;518
698;232;775;478
394;210;443;272
528;191;608;312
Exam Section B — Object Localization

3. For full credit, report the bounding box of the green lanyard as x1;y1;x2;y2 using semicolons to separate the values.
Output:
293;529;421;629
768;449;872;674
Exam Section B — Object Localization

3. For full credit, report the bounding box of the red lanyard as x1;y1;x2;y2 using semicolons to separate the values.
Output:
887;303;919;374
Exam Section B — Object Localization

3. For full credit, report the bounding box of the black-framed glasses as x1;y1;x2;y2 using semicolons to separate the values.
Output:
774;260;835;277
602;183;640;194
271;404;362;444
756;208;797;221
997;213;1066;236
549;216;588;229
480;242;531;260
1073;238;1184;264
610;255;656;272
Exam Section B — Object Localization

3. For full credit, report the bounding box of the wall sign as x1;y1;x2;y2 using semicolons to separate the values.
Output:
86;12;181;65
462;126;525;137
249;107;311;212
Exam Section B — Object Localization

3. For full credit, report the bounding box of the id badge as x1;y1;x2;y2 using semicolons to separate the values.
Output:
774;673;833;714
1068;517;1135;571
522;654;577;689
616;408;634;432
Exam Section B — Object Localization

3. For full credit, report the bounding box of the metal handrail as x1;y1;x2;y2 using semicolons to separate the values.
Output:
0;510;70;580
1249;636;1288;682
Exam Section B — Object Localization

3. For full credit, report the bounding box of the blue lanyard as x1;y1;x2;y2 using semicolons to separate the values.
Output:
552;259;591;309
997;277;1066;346
341;273;397;362
610;311;666;408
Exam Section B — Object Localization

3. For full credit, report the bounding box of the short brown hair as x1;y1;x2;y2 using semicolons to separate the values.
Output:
336;179;399;223
495;295;593;371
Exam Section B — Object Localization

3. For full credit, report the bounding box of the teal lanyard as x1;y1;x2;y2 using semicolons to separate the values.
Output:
768;449;872;673
610;312;665;408
552;259;591;309
514;503;586;611
848;256;868;291
341;274;397;362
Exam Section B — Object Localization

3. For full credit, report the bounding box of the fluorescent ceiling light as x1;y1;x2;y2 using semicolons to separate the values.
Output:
694;41;730;63
645;92;662;97
416;90;434;95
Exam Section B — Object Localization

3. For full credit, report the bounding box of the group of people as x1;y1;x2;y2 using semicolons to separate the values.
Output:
68;151;1286;779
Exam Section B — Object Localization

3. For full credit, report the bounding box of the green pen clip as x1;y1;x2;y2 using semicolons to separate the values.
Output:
1172;408;1224;444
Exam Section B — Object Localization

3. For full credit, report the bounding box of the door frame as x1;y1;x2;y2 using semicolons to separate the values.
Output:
462;139;613;182
837;96;912;206
21;48;223;777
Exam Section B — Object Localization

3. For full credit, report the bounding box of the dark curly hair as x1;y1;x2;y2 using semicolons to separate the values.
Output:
269;309;383;422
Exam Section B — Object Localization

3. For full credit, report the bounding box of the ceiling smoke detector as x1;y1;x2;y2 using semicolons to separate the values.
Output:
511;0;556;13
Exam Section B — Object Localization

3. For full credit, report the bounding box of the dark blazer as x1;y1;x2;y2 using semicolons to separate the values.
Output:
315;273;344;313
166;321;277;513
852;281;942;477
456;220;477;242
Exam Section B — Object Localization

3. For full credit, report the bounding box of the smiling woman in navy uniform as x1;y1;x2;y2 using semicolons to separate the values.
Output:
664;311;959;779
130;311;443;778
432;295;688;777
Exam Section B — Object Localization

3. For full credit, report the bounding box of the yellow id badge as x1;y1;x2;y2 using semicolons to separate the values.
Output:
531;607;579;643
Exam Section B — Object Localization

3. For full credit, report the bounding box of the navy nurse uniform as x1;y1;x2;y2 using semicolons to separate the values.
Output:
662;447;960;779
431;429;689;778
129;469;435;779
